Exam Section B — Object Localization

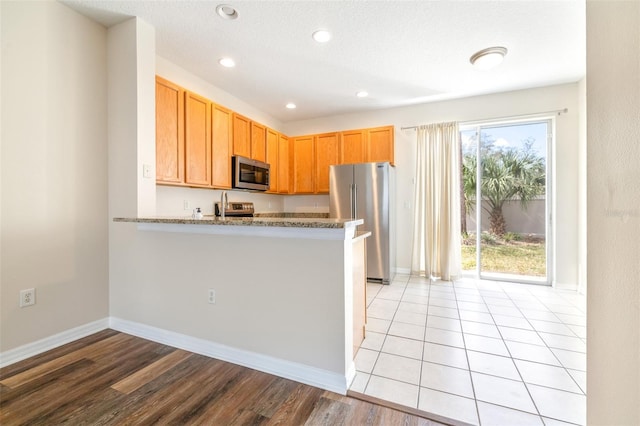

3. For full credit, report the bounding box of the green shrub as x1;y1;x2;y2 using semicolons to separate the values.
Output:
503;232;522;242
481;232;497;245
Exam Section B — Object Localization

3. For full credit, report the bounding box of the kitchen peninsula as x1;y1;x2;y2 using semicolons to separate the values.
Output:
111;215;368;394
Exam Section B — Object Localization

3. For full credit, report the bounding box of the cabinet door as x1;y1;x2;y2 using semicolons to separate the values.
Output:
232;113;251;158
211;103;232;188
278;135;289;194
366;125;395;165
266;128;279;193
290;136;315;194
184;91;211;187
314;132;340;193
155;77;184;184
251;121;267;162
340;129;366;164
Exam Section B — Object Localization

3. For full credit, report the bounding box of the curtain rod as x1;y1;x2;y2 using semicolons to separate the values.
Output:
400;108;568;131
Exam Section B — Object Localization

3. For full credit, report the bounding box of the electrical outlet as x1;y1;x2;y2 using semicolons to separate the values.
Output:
183;200;189;210
20;288;36;307
208;289;216;304
142;164;152;178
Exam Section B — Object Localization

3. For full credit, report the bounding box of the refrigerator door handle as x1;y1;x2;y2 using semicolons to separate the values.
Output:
349;184;353;219
352;183;357;219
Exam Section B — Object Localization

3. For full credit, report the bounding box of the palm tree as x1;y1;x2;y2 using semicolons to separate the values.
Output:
463;142;545;236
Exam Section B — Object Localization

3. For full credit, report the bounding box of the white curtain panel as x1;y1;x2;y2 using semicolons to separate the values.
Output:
411;122;462;281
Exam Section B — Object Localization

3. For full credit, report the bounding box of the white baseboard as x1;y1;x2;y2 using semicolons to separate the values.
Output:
554;282;579;292
109;317;350;394
395;267;411;275
0;318;110;368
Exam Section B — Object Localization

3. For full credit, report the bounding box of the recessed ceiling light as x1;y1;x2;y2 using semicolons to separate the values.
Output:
216;4;238;20
219;57;235;68
312;29;331;43
470;46;508;70
356;91;369;98
286;103;297;109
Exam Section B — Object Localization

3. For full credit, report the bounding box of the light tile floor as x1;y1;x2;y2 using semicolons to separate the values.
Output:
351;274;586;426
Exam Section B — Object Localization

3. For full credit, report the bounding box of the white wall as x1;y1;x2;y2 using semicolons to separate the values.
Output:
578;77;587;295
156;185;285;216
108;17;156;219
283;195;330;214
0;1;108;352
283;84;581;287
586;1;640;424
109;225;351;379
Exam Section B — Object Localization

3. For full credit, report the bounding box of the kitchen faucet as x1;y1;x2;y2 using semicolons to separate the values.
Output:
220;191;228;219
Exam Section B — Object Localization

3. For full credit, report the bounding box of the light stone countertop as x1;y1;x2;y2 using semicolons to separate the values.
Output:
113;216;362;229
253;212;329;219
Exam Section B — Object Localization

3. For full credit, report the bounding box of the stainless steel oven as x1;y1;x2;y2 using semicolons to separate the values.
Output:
232;155;270;191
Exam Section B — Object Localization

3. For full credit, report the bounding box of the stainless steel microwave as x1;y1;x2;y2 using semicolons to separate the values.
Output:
232;155;270;191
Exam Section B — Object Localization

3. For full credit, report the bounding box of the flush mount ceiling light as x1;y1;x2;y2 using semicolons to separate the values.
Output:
356;91;369;98
470;46;508;70
216;4;238;20
286;103;297;109
312;29;331;43
218;57;235;68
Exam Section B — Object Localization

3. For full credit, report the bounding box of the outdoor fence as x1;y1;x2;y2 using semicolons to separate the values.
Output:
465;197;546;237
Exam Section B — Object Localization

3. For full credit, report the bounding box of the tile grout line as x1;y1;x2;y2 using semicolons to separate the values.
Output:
359;275;585;425
360;275;411;402
452;278;482;426
509;284;587;397
415;275;433;413
493;280;587;424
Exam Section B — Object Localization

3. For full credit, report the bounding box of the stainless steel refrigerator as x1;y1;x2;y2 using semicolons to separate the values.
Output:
329;162;395;284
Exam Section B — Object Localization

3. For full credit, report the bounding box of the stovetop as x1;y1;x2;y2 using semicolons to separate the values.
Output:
214;201;254;217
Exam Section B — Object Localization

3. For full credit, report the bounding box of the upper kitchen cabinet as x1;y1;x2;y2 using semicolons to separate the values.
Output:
211;103;233;188
251;121;267;163
232;113;251;159
314;132;340;193
290;135;315;194
184;91;212;187
277;134;289;194
155;76;184;185
266;128;279;193
366;125;395;165
340;129;366;164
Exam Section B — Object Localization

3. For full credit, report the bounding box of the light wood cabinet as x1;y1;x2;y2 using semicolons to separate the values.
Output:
266;128;279;193
155;76;395;193
184;91;211;187
278;134;289;194
232;113;251;158
251;121;267;163
155;77;184;184
340;129;366;164
285;126;394;194
211;103;232;188
290;135;315;194
339;126;395;166
366;125;394;165
314;132;340;193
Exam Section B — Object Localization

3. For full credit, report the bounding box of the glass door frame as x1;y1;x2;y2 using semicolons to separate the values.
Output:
460;116;555;286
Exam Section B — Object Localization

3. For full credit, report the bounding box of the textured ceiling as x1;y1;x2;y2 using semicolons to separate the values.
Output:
62;0;586;123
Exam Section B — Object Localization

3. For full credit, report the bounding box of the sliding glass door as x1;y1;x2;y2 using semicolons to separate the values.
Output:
460;119;552;284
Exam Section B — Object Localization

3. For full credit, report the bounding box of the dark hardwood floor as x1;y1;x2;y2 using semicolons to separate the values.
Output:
0;330;444;425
